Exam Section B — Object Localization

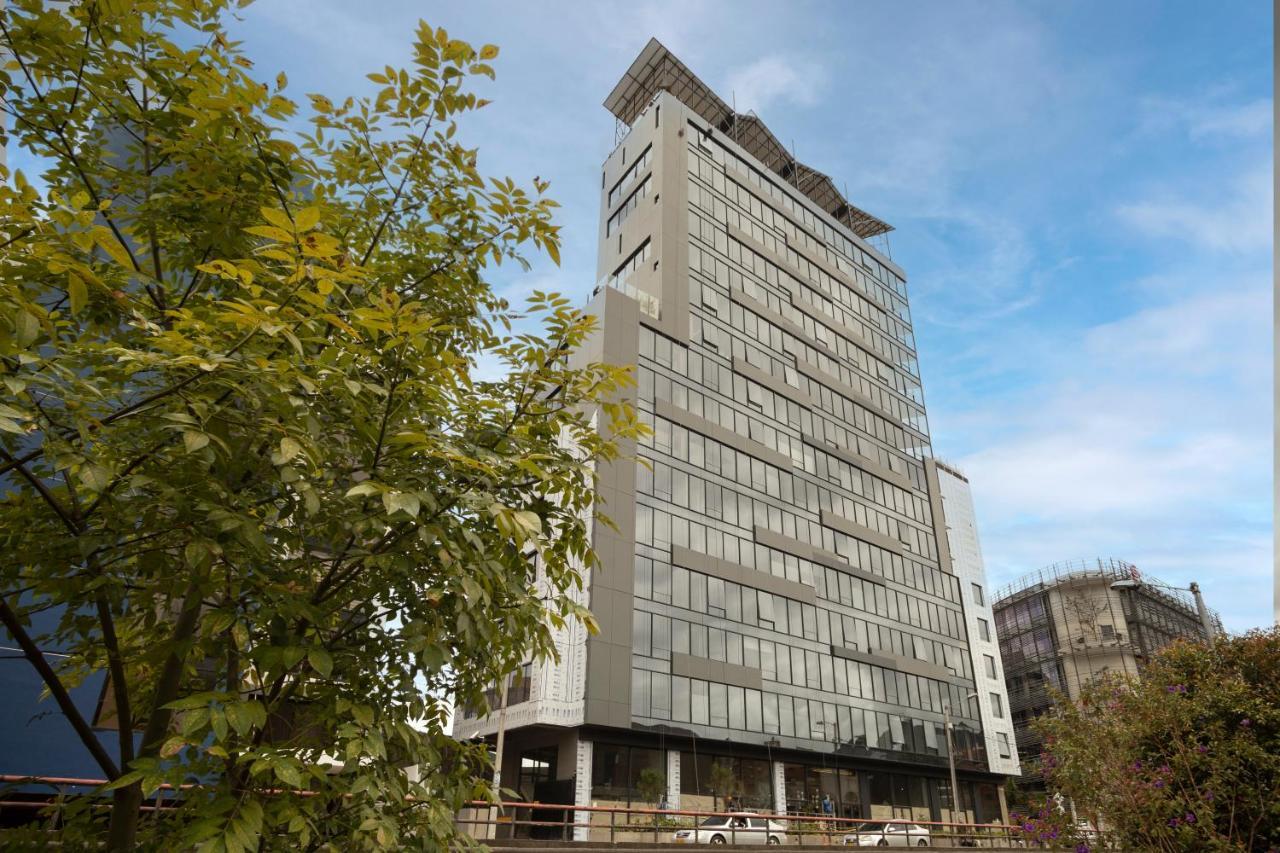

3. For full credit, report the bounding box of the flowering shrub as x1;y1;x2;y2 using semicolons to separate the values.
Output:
1035;628;1279;852
1007;802;1088;849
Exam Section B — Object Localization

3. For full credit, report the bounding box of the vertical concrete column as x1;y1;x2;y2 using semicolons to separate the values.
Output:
573;739;593;842
667;749;682;809
998;785;1010;825
772;761;786;816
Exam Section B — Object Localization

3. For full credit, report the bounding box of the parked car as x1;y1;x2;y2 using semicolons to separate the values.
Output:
672;813;788;845
842;821;932;846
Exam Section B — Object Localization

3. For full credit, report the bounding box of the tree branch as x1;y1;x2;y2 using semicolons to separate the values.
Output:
0;596;121;779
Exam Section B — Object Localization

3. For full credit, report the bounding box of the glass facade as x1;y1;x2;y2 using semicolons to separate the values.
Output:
626;121;986;770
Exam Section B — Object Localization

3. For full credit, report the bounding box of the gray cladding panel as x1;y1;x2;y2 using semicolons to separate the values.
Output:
732;357;815;407
671;653;763;690
672;545;817;603
655;400;793;470
819;508;906;556
752;526;886;588
802;435;914;492
830;644;960;684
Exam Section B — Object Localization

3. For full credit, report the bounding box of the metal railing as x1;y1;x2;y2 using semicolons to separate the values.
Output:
457;800;1069;847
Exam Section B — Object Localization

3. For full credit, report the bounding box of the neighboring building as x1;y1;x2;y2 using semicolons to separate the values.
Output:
932;462;1019;779
992;558;1217;788
454;38;1014;836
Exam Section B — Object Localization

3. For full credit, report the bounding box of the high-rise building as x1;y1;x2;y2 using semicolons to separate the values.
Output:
992;558;1217;789
453;39;1016;836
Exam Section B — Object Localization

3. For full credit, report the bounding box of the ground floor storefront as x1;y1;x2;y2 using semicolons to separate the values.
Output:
470;726;1010;842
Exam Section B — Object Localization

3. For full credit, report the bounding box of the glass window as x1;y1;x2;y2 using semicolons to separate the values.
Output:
977;618;990;641
709;682;728;727
592;743;629;801
990;692;1004;718
691;679;709;725
984;654;997;679
997;732;1011;759
971;583;984;606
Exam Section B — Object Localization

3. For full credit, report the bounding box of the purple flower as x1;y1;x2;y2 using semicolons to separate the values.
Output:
1168;817;1181;827
1159;764;1171;775
1076;844;1091;853
1154;780;1165;789
1203;790;1215;801
1132;760;1143;771
1184;813;1196;825
1024;822;1035;832
1240;718;1252;728
1197;744;1209;754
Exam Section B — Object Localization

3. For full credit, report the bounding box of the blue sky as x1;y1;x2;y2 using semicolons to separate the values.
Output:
222;1;1264;630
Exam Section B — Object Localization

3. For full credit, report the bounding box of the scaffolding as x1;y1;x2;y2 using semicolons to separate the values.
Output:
603;38;894;241
992;558;1218;786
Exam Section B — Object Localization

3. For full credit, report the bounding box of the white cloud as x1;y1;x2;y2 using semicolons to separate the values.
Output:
724;55;826;114
1186;98;1274;139
1138;93;1274;141
1115;159;1274;253
945;283;1273;632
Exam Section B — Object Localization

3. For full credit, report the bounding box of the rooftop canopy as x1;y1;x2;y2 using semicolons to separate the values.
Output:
604;38;893;240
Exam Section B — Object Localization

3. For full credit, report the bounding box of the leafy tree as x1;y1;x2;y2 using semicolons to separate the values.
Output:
1035;628;1279;852
636;767;666;810
708;760;738;813
0;1;638;849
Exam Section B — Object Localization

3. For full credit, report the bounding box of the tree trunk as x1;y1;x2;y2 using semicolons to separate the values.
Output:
107;784;143;850
105;578;203;849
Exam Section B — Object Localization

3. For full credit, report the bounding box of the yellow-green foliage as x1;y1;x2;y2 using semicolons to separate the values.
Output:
0;1;641;849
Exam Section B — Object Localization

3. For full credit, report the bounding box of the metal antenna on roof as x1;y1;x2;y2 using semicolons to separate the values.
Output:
791;139;799;189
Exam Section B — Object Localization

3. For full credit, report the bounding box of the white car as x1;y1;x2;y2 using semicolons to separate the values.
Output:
842;821;932;846
673;813;788;845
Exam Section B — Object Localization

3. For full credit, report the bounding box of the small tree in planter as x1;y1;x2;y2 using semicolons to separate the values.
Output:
636;767;668;831
709;761;738;813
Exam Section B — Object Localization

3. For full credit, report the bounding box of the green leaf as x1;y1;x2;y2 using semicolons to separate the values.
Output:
294;206;320;231
345;481;380;498
274;761;302;788
278;436;302;462
383;491;421;518
92;227;135;269
67;271;88;315
184;430;210;453
307;647;333;678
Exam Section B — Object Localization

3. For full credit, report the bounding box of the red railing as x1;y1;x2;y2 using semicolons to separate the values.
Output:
0;776;1109;848
457;800;1054;847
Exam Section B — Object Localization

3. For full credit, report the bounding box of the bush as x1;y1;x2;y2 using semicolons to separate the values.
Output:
1036;628;1279;852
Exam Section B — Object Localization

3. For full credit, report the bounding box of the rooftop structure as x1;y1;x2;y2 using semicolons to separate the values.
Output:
604;38;893;240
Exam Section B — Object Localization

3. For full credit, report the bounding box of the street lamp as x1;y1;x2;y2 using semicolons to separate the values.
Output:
943;692;979;827
487;677;510;841
1109;578;1216;641
765;737;781;814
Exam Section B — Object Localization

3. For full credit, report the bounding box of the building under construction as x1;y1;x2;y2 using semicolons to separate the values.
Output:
991;558;1218;789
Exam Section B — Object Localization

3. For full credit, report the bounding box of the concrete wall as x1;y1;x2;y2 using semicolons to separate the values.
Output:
930;461;1020;778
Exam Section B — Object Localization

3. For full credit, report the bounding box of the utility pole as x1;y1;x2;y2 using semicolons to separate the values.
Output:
944;692;978;827
944;703;960;827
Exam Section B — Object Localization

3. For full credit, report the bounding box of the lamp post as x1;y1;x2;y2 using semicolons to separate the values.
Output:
1109;578;1216;641
487;677;510;841
944;692;979;827
765;737;781;814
